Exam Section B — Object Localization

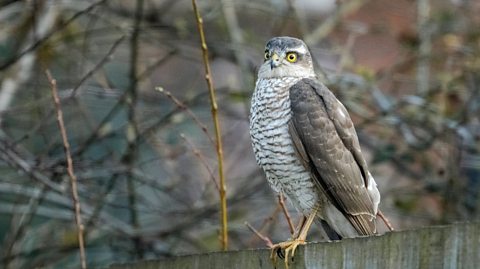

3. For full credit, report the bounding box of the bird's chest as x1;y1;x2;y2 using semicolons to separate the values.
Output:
249;78;296;162
250;78;293;143
249;78;319;213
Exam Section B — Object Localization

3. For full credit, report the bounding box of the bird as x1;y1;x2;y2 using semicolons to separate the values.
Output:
249;36;381;265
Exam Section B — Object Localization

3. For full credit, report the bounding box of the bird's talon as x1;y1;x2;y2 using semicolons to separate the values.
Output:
277;248;284;259
270;239;306;269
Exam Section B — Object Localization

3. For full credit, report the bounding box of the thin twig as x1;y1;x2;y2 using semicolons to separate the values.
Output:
46;70;87;269
0;1;58;125
1;185;47;268
70;90;129;159
137;48;177;81
277;194;295;235
245;222;274;248
180;134;219;191
378;210;395;232
155;87;215;146
71;35;126;97
259;202;282;232
141;91;207;145
0;141;64;193
0;0;108;71
25;35;126;168
246;199;282;246
192;0;228;250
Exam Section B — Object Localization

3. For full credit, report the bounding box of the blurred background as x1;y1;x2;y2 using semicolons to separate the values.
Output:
0;0;479;268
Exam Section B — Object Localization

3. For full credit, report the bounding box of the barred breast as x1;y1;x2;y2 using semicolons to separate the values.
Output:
249;77;321;215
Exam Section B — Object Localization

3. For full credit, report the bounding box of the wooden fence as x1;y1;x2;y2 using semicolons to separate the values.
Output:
109;222;480;269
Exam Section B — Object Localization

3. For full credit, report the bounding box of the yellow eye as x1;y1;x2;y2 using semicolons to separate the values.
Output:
286;52;297;63
264;51;270;60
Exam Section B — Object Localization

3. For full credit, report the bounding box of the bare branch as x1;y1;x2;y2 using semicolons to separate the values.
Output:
181;133;219;191
1;185;47;268
244;222;274;248
46;70;87;269
277;194;295;235
123;0;144;258
378;210;395;232
192;0;228;251
71;35;126;97
0;0;108;71
0;1;58;125
155;87;215;146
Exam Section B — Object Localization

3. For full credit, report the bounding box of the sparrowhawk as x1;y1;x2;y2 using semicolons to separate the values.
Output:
249;36;381;263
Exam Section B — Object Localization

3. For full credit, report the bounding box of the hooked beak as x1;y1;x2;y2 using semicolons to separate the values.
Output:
270;53;281;70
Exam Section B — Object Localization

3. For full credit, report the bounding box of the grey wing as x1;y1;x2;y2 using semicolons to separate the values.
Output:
288;77;378;235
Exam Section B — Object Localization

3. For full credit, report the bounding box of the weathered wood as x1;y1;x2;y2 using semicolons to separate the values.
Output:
109;222;480;269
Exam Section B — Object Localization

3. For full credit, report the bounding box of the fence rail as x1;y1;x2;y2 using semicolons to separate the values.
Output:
109;222;480;269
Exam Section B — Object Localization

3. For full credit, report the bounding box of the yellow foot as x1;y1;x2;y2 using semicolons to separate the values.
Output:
270;239;305;269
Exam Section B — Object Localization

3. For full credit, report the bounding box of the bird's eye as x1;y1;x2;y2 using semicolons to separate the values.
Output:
264;51;270;61
286;52;298;63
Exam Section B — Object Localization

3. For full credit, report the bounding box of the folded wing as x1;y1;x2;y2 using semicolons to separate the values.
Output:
288;78;379;235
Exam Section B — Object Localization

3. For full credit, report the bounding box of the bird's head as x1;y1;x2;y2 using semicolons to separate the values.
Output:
258;36;315;79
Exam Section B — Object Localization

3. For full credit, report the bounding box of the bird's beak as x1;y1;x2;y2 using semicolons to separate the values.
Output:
270;53;281;70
